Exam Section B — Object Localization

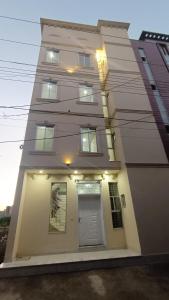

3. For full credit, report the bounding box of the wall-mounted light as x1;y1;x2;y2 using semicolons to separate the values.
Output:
74;170;78;174
65;159;71;166
39;170;44;174
67;69;73;74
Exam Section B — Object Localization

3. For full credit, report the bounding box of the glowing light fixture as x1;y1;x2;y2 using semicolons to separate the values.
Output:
67;68;74;74
74;170;78;174
65;158;71;166
39;170;43;174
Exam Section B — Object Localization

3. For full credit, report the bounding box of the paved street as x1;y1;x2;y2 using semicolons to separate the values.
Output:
1;264;169;299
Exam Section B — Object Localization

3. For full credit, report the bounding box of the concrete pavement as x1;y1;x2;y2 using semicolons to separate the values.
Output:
0;264;169;299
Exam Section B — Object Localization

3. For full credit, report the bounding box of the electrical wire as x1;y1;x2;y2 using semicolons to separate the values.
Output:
0;75;143;109
0;69;169;94
0;14;168;48
0;114;154;144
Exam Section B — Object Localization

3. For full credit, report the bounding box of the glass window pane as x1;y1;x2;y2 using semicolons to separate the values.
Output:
153;90;169;124
110;197;115;210
77;182;100;194
112;212;123;228
41;83;49;98
138;48;146;58
144;63;155;82
109;183;119;197
79;54;84;65
106;133;112;148
103;106;108;117
85;55;90;67
41;82;57;99
48;83;57;99
79;53;90;67
44;127;54;151
101;94;107;105
81;128;97;152
89;130;97;152
114;196;122;210
79;85;93;102
81;128;89;151
46;50;59;63
35;126;45;150
108;149;115;161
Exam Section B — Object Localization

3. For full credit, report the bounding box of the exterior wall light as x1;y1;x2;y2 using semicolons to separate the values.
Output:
74;170;78;174
65;159;71;166
67;68;75;74
39;170;44;174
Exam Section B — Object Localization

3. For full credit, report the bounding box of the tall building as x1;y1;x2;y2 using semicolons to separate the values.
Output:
131;31;169;160
5;19;169;262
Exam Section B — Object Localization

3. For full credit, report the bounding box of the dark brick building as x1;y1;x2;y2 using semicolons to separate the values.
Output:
132;31;169;160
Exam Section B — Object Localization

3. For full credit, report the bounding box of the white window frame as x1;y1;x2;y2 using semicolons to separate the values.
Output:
41;80;57;99
79;84;94;102
35;125;54;151
79;53;90;67
80;127;97;152
46;49;59;64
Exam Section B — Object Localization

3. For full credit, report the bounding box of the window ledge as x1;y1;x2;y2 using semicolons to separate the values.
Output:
78;65;94;70
36;98;60;103
29;151;56;156
112;227;124;230
76;100;98;106
41;61;59;66
79;152;103;157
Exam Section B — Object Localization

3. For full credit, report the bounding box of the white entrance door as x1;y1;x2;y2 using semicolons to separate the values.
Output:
78;194;103;246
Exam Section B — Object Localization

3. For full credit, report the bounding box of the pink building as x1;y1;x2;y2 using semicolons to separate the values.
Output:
5;19;169;263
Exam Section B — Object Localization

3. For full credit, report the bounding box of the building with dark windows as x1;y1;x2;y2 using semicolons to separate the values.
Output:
4;20;169;265
131;31;169;160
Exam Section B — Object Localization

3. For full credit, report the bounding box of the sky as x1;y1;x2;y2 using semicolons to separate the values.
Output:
0;0;168;210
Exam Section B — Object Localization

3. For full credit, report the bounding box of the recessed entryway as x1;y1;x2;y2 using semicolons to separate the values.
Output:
77;181;104;247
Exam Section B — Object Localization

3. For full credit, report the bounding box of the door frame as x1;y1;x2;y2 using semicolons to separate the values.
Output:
76;180;106;248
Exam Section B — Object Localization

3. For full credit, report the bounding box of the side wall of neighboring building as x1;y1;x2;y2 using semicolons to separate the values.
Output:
131;39;169;160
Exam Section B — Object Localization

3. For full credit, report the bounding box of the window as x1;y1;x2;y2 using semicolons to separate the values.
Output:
106;129;116;161
79;84;93;102
35;125;54;151
138;48;147;62
80;127;97;152
109;183;123;228
101;91;109;118
41;81;57;99
138;48;154;82
79;53;90;67
46;49;59;64
138;48;169;124
159;44;169;65
77;182;100;195
165;124;169;134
